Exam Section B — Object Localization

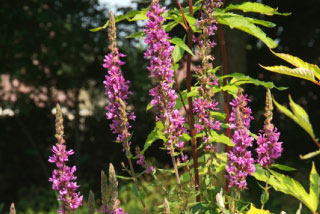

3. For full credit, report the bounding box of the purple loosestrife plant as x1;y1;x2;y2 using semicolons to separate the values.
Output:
103;11;135;156
226;89;255;190
103;11;147;213
48;104;83;213
256;89;283;168
144;0;186;154
192;0;222;152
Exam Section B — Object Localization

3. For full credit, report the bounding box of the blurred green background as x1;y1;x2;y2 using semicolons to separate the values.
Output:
0;0;319;213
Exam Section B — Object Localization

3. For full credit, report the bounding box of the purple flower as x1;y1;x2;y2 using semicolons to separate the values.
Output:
225;89;255;190
103;11;135;155
144;0;187;152
192;0;222;150
229;90;254;130
256;127;283;167
256;89;283;167
49;104;83;213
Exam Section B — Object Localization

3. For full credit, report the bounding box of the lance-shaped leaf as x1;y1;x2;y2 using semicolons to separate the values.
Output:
225;2;290;16
171;37;194;56
260;50;320;84
215;10;277;48
253;163;319;213
300;149;320;160
273;96;316;141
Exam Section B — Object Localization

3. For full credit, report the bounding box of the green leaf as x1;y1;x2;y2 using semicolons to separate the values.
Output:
227;72;287;90
253;164;319;213
142;121;166;154
215;10;277;48
128;13;147;21
225;2;291;16
271;164;296;171
260;50;320;84
163;21;179;32
90;10;143;32
309;162;319;210
172;35;187;63
273;96;316;140
126;31;146;39
209;131;234;146
246;18;276;28
260;65;316;82
171;37;194;56
299;149;320;160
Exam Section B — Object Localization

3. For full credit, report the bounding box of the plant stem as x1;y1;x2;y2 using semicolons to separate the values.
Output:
176;0;200;202
171;146;189;212
125;140;148;214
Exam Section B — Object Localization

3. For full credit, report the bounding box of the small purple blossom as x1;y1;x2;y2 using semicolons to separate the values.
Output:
136;152;155;174
49;104;83;213
226;89;255;190
256;89;283;167
144;0;187;152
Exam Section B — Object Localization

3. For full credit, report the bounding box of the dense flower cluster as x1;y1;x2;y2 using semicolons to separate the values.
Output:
229;89;254;130
49;104;82;213
226;89;255;190
103;11;135;154
192;0;222;151
256;89;283;167
144;0;186;152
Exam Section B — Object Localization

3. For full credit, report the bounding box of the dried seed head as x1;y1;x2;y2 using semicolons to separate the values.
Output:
10;203;16;214
163;198;170;214
109;163;119;207
55;104;65;144
101;170;108;208
88;190;95;214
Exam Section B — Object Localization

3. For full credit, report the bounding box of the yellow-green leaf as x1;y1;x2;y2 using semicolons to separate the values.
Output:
246;204;270;214
225;2;290;16
260;65;315;82
273;96;316;140
299;149;320;160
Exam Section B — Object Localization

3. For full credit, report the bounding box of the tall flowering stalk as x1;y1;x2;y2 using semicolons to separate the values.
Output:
256;89;283;168
226;89;255;191
103;11;147;213
193;0;222;152
48;104;83;213
144;0;188;210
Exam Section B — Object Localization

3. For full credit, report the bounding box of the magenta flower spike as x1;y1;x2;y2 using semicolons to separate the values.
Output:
103;11;135;156
192;0;222;151
48;104;83;213
144;0;186;153
226;89;255;190
256;89;283;168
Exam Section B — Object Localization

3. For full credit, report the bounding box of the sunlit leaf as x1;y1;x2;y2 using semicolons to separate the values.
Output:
253;163;319;213
215;10;277;48
260;65;316;82
273;96;316;140
260;50;320;84
209;131;234;146
225;2;290;16
246;204;270;214
271;164;296;171
299;149;320;160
